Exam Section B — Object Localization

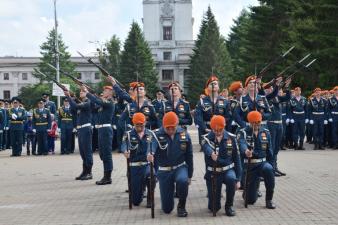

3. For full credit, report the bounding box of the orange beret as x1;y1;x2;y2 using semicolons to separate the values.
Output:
294;87;301;91
314;88;321;92
247;111;262;123
129;82;137;88
132;112;146;125
205;75;218;88
131;82;145;90
329;90;334;94
103;86;113;90
168;81;182;90
245;75;256;87
334;86;338;91
210;115;225;131
229;81;243;93
162;112;178;128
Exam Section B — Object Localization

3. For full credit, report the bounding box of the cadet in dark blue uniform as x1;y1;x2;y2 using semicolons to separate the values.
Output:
328;86;338;149
308;88;328;150
83;85;115;185
148;112;193;217
195;75;231;148
64;89;94;180
3;100;11;150
33;99;51;155
238;111;276;209
0;99;5;151
112;80;158;130
202;115;242;216
289;87;308;150
8;97;26;156
58;98;75;155
160;82;192;129
42;93;56;115
152;90;167;127
228;81;244;134
121;113;155;207
265;78;291;176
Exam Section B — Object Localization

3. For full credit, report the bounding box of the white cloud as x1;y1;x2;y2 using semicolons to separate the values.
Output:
0;0;257;57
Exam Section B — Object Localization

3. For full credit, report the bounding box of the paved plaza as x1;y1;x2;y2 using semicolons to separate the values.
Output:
0;129;338;225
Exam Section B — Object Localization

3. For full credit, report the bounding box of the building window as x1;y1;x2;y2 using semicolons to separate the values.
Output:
163;26;172;40
3;90;10;99
162;70;174;81
3;73;9;80
77;72;82;79
163;52;172;60
94;72;100;80
22;73;28;80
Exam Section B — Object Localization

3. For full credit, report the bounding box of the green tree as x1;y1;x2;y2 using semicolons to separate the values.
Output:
120;22;158;97
19;84;51;110
188;6;233;104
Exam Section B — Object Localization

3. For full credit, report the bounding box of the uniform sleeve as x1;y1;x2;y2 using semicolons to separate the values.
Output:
113;84;133;103
202;136;213;157
185;133;194;178
57;108;62;127
148;106;158;129
121;133;128;153
231;137;242;181
180;102;193;126
266;131;274;165
265;85;279;101
47;111;51;129
238;130;248;158
279;90;291;102
194;100;207;131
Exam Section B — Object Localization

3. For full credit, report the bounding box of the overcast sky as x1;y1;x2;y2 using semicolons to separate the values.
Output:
0;0;258;57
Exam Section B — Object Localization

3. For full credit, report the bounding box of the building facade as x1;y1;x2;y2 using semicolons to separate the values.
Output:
143;0;194;92
0;57;100;100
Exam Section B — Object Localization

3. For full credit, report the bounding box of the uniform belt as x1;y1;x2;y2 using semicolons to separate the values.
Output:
36;122;48;126
312;112;324;115
95;124;111;129
61;118;73;121
77;123;91;129
282;113;286;116
293;111;304;114
207;163;234;172
10;121;23;124
159;162;186;171
244;157;266;164
5;127;9;130
246;121;267;126
332;112;338;115
129;161;149;167
268;120;282;124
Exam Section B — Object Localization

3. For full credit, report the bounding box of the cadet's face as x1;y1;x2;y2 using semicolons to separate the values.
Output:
64;101;69;107
335;90;338;96
170;86;181;98
165;126;177;136
38;102;44;108
208;81;219;93
135;124;145;133
134;87;145;98
13;102;19;107
248;80;256;91
103;89;112;98
295;89;301;96
80;91;86;98
213;129;224;138
156;92;163;99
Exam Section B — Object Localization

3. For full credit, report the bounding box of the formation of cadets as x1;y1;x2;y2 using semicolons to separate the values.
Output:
1;74;338;218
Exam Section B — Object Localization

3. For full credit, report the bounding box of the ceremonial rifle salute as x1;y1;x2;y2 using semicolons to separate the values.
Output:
64;89;93;181
148;112;193;217
202;115;242;216
81;84;115;185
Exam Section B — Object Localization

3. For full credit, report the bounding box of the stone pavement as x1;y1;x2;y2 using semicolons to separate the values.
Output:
0;129;338;225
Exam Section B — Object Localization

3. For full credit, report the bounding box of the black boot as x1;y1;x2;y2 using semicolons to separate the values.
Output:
96;171;112;185
298;142;305;150
177;199;188;217
75;164;86;180
225;205;236;217
27;149;30;156
266;190;276;209
319;144;325;150
81;165;93;180
294;142;298;150
313;143;319;150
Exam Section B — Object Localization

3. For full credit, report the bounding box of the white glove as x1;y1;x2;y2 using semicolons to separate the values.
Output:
324;120;328;125
305;119;309;124
32;129;36;133
329;118;333;122
231;121;236;126
72;128;77;133
57;128;61;133
47;129;51;132
309;120;314;125
290;119;295;124
286;119;290;124
12;114;17;120
112;125;117;130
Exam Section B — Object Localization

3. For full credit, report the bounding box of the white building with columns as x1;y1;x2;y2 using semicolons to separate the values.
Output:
142;0;194;92
0;57;100;100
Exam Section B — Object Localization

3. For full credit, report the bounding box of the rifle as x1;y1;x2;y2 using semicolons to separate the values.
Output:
210;81;217;217
77;51;125;88
126;134;132;210
46;63;96;94
257;46;295;78
147;134;155;218
36;69;77;99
